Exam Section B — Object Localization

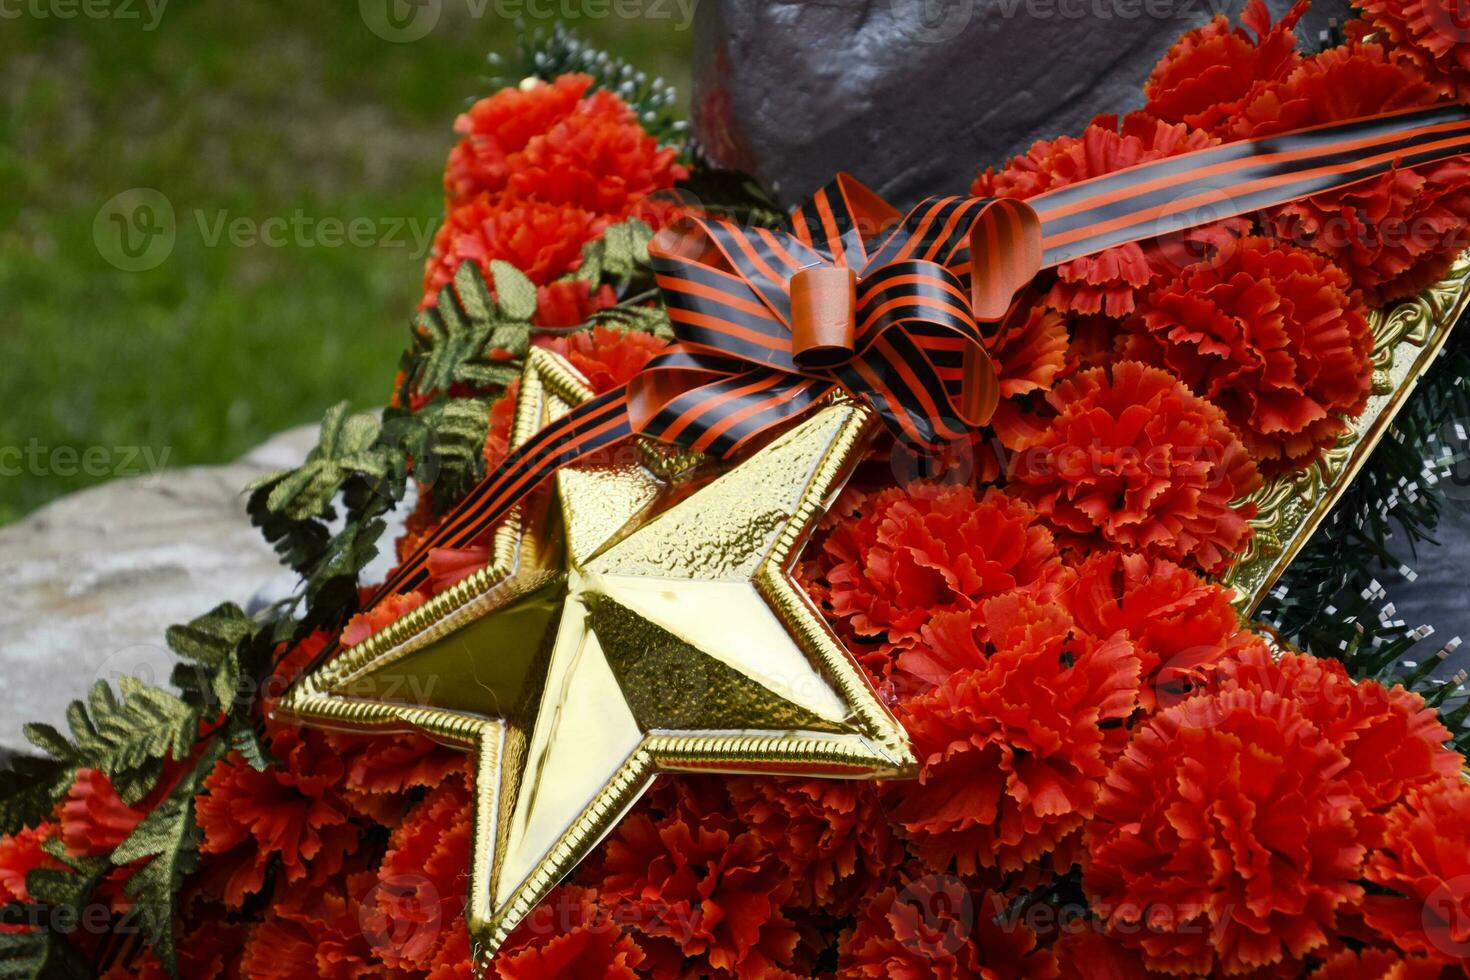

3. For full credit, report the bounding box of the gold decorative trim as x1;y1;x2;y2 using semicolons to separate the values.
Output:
1223;252;1470;613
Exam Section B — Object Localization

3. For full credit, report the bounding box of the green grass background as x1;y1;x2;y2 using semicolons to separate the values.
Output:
0;1;692;523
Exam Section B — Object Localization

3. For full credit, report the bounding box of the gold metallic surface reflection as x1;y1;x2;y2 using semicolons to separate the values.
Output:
277;349;916;975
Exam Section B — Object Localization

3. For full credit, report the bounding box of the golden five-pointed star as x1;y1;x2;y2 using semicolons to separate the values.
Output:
277;349;916;973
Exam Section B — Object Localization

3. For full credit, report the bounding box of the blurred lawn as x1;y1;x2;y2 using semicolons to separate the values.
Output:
0;1;691;524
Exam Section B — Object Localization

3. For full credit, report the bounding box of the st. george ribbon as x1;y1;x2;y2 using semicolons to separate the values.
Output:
367;101;1470;604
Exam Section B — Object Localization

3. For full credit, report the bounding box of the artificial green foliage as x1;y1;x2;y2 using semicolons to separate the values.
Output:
249;403;394;523
575;218;656;291
23;679;196;808
409;261;536;398
0;929;93;980
407;397;493;513
590;301;675;342
110;740;227;979
0;756;72;837
675;164;787;228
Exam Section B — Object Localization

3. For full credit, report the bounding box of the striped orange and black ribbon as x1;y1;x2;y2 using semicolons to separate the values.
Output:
367;102;1470;602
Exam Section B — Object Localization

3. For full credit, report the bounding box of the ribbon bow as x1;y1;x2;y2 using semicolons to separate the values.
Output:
369;103;1470;601
633;175;1041;457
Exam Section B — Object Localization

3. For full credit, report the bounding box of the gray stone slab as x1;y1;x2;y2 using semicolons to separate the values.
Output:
0;427;317;753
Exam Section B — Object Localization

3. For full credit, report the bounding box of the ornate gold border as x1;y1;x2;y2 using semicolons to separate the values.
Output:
1222;252;1470;613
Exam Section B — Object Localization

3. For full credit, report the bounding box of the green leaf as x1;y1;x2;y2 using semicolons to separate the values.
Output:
110;739;225;979
590;300;674;342
25;677;196;806
491;260;538;322
409;262;530;398
249;403;391;522
0;926;94;980
576;218;654;289
0;757;72;836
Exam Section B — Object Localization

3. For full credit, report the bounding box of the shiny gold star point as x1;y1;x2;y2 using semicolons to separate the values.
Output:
277;348;915;973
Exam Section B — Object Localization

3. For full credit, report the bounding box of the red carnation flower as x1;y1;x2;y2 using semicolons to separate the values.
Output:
1209;646;1465;847
495;886;647;980
1362;783;1470;964
506;88;687;219
839;872;1059;979
1124;236;1375;472
445;75;594;205
447;75;685;218
240;872;393;980
597;808;800;978
1085;687;1367;975
727;777;902;916
891;604;1141;874
1007;361;1261;574
536;323;668;393
422;196;603;306
973;114;1222;318
990;302;1069;400
196;722;362;907
59;768;144;857
0;823;61;915
1065;549;1262;712
800;485;1066;681
1144;0;1306;133
532;279;618;328
364;778;472;972
1311;946;1448;979
1356;0;1470;99
1265;153;1470;306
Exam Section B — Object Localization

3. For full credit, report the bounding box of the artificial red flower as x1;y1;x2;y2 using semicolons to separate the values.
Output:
1144;0;1306;133
1052;923;1160;980
1124;236;1375;472
1085;687;1367;975
195;722;361;908
506;88;687;218
0;822;61;913
1006;361;1261;574
364;777;472;972
1363;782;1470;963
422;196;603;306
533;279;618;328
58;769;144;857
973;113;1221;317
838;872;1060;979
1225;42;1439;141
989;302;1070;399
1311;946;1449;979
494;886;647;980
103;919;248;980
799;485;1066;679
240;871;392;980
445;75;596;205
326;730;466;826
483;378;521;472
1209;646;1465;847
1265;153;1470;305
447;75;685;218
597;808;800;978
1065;549;1262;711
342;589;430;648
727;777;902;915
537;323;668;393
891;603;1141;874
1355;0;1470;99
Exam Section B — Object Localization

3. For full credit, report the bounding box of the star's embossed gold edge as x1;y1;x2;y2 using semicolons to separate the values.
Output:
277;348;596;715
1223;251;1470;613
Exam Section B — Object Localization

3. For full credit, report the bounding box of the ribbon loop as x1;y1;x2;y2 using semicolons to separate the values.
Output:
790;265;858;369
